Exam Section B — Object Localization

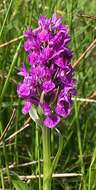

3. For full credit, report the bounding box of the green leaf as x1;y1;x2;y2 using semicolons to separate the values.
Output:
47;128;63;179
29;105;39;123
12;177;29;190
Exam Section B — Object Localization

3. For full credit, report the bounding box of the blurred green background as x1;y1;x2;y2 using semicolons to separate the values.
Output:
0;0;96;189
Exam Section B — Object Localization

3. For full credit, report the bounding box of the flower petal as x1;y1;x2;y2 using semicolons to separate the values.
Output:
41;103;51;116
43;115;60;128
18;63;28;77
17;83;30;97
24;28;33;38
24;39;33;51
55;100;71;118
22;101;32;115
42;80;55;93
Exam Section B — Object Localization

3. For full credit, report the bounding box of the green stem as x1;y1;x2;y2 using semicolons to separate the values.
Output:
42;127;51;190
0;122;11;189
49;128;63;175
35;125;41;190
0;159;5;190
3;141;11;188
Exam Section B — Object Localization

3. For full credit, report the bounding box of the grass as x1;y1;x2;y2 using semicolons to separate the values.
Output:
0;0;96;189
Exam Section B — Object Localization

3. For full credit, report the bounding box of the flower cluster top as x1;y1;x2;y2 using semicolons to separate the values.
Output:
17;14;76;128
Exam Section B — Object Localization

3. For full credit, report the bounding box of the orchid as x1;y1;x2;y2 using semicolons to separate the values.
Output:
17;14;75;128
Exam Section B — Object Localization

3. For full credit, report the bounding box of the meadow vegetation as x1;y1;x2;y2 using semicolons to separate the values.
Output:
0;0;96;189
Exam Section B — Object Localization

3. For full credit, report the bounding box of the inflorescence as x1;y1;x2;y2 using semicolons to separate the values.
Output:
17;14;76;128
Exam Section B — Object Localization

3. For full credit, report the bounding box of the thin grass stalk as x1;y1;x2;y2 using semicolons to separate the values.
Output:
88;148;96;190
0;170;5;190
14;110;19;165
0;41;22;105
0;0;13;38
2;141;11;189
0;123;11;189
0;159;5;190
74;99;86;190
0;122;5;189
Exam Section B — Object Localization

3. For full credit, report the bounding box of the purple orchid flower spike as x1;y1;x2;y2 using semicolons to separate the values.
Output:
17;14;76;128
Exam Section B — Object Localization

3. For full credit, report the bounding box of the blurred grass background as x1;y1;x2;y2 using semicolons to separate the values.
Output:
0;0;96;189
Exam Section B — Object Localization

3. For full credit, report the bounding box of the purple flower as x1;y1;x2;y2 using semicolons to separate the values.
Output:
24;39;33;52
17;14;76;128
43;115;60;128
28;52;39;65
55;100;71;118
50;14;62;29
51;30;70;49
24;28;33;38
17;83;30;97
18;63;28;77
41;103;51;116
22;100;32;115
42;80;55;93
38;16;50;30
